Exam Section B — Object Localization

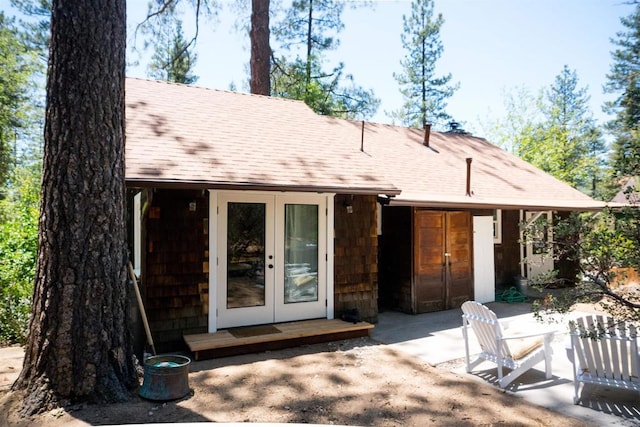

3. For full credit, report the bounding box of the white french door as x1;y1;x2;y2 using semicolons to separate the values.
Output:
214;192;329;329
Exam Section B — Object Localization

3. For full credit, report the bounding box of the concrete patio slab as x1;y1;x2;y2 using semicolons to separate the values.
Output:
371;302;640;427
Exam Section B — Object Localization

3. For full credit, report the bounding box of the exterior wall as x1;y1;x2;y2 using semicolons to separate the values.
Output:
380;207;474;314
493;209;522;288
493;210;581;288
333;194;380;323
143;189;209;352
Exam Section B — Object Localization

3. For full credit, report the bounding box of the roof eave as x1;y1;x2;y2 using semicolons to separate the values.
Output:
389;198;608;212
125;178;401;196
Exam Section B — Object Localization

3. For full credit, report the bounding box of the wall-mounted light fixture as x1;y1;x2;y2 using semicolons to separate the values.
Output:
344;195;354;214
377;195;393;206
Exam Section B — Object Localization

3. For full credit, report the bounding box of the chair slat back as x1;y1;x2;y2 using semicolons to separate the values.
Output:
570;315;639;382
462;301;510;358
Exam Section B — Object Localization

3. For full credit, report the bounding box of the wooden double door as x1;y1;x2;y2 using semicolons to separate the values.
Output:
413;210;473;313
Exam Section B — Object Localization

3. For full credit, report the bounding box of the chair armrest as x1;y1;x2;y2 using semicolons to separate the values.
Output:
501;330;555;341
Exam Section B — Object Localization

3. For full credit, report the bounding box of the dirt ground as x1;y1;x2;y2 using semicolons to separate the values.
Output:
1;337;590;427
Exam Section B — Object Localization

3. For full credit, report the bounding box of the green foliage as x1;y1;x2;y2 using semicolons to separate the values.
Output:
605;5;640;178
481;86;543;155
9;0;50;61
0;163;40;345
525;66;606;194
482;67;607;198
0;5;45;346
271;55;379;119
147;20;199;84
133;0;217;76
273;0;345;55
391;0;458;129
271;0;378;119
533;209;640;324
0;12;40;190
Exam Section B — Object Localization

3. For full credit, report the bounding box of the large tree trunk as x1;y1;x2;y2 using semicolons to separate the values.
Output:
250;0;271;95
11;0;137;415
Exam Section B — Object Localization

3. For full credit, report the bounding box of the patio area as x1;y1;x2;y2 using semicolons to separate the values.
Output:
371;301;640;427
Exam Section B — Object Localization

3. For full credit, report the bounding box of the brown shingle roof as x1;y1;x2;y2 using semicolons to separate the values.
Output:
323;119;606;211
611;177;639;205
125;78;399;195
126;78;605;210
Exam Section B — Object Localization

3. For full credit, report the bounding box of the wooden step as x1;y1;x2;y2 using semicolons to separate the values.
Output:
184;318;374;360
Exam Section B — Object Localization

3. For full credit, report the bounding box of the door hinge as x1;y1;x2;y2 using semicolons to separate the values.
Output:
325;299;328;307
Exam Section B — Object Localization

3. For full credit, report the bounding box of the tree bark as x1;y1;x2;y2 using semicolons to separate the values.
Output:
250;0;271;95
11;0;137;415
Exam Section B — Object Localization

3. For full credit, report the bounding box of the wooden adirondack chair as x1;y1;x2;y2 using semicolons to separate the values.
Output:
461;301;554;388
569;315;640;404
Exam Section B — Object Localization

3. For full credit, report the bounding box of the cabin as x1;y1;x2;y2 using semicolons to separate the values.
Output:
318;119;605;314
125;78;401;353
125;78;606;354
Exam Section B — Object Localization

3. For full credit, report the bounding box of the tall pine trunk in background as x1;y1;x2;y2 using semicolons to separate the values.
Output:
250;0;271;95
11;0;137;415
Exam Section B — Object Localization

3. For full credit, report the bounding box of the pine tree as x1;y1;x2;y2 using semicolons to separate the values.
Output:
271;55;379;118
8;0;50;61
392;0;457;129
271;0;379;118
147;20;198;84
483;69;607;197
136;0;217;84
250;0;271;95
10;0;137;415
530;66;606;194
605;4;640;177
273;0;344;85
0;12;39;190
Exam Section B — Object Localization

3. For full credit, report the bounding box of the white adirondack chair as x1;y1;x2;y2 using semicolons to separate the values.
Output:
461;301;554;388
569;315;640;404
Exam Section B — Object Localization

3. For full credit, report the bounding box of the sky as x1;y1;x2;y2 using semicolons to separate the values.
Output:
4;0;637;137
124;0;636;136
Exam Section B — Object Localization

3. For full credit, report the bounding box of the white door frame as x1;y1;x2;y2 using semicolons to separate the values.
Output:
208;190;335;332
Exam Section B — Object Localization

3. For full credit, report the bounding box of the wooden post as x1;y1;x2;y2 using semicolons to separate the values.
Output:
128;262;156;356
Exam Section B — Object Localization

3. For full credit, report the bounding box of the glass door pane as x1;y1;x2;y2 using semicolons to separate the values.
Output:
284;204;319;303
226;202;266;308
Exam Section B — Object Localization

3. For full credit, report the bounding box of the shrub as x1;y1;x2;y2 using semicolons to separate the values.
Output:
0;164;39;345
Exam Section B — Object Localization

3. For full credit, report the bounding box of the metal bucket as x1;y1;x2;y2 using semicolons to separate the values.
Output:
139;354;191;401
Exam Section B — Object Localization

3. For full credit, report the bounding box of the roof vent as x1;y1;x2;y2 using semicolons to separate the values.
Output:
423;124;431;147
446;121;469;134
466;157;473;197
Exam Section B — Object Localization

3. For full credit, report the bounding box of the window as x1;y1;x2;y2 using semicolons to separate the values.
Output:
492;209;502;244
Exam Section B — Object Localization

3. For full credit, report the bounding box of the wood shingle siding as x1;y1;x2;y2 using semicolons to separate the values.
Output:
334;195;379;323
143;189;209;351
